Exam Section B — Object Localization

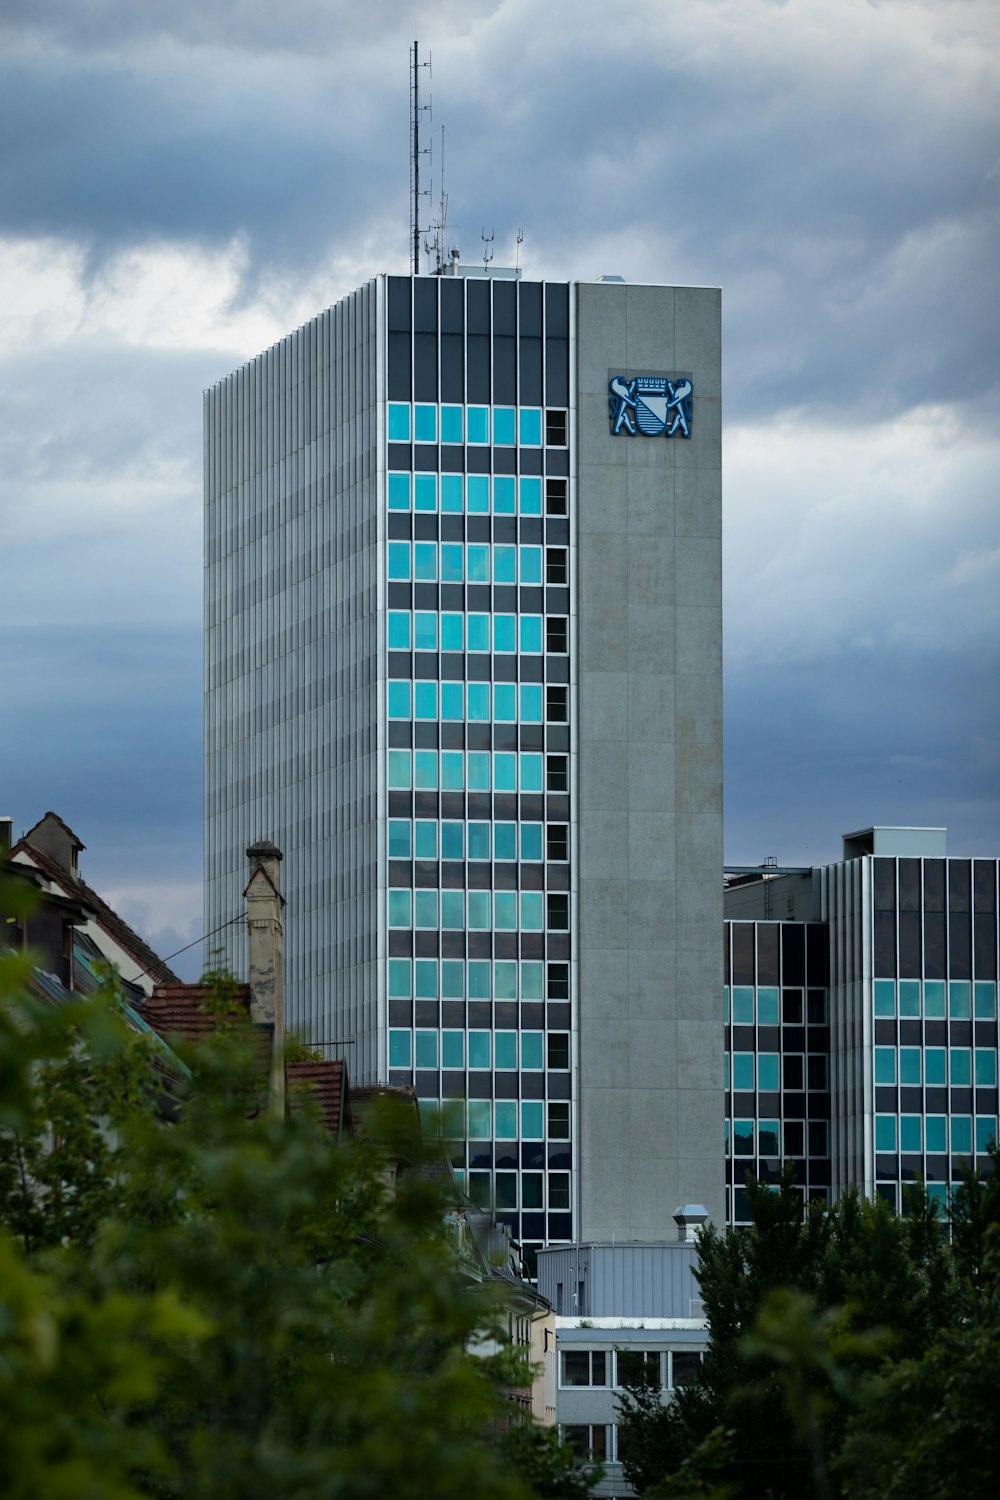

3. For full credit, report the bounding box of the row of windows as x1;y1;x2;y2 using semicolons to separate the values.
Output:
727;1119;829;1157
559;1349;702;1391
726;1053;829;1091
388;888;569;932
725;986;829;1026
874;978;997;1019
389;1028;569;1071
463;1168;570;1212
413;1098;571;1140
389;819;566;862
388;471;567;516
387;403;566;448
874;1046;997;1087
875;1114;997;1155
388;610;566;655
388;681;565;724
388;541;567;585
387;749;563;792
387;957;569;1000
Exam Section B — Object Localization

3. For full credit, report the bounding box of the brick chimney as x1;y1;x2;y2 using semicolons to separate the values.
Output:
244;840;286;1117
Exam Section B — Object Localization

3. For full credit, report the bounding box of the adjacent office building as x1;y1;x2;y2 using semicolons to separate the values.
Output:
204;270;725;1262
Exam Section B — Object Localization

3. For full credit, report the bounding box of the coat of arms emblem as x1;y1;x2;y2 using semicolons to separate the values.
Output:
609;375;694;438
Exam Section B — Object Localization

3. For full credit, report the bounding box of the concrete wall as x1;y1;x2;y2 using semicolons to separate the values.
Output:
575;283;724;1235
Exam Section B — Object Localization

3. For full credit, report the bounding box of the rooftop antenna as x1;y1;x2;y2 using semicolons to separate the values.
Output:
515;227;524;272
409;41;431;275
481;226;494;269
425;123;450;275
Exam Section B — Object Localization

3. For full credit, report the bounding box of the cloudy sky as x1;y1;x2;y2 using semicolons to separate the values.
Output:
1;0;997;978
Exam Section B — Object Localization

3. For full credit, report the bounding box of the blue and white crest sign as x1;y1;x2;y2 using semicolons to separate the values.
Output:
609;375;693;438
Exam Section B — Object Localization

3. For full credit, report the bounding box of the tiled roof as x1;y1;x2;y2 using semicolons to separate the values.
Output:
287;1059;350;1138
144;983;253;1041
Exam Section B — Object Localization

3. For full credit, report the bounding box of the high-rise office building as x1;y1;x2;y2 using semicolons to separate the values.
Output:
205;270;724;1261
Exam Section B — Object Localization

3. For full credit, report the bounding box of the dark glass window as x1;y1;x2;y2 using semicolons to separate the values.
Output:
873;858;896;911
387;276;412;331
547;755;568;793
732;924;755;986
548;1033;570;1069
924;912;947;979
548;964;569;1000
388;332;411;400
545;477;568;516
548;893;569;929
546;547;568;584
924;859;946;911
546;686;568;723
518;281;542;334
545;409;568;446
806;923;829;986
440;277;464;333
544;282;569;336
440;334;464;403
898;858;921;911
950;861;971;913
493;279;517;334
413;277;438;333
898;911;922;977
493;336;517;403
974;861;997;912
546;617;568;653
520;337;543;403
545;343;569;407
547;825;568;861
874;912;897;977
782;924;806;986
467;335;490;403
413;332;437;400
757;925;780;986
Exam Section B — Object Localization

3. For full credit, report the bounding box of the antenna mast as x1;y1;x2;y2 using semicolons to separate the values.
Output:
409;42;431;275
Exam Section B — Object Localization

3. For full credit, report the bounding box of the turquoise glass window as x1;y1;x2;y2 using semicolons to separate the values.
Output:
468;961;491;999
388;1030;412;1068
468;822;490;860
414;821;437;858
495;892;517;930
950;1049;971;1086
926;1183;948;1212
732;987;754;1024
758;1054;780;1091
759;1120;780;1155
468;1031;491;1069
467;406;489;444
757;988;780;1025
898;980;921;1018
949;981;971;1018
520;753;543;792
387;403;410;441
467;682;490;721
494;962;518;1000
494;753;517;792
414;891;437;929
521;1101;544;1139
519;407;542;446
468;1101;491;1138
493;475;516;514
873;980;895;1017
874;1048;896;1085
519;475;542;513
467;473;490;512
388;820;411;858
441;891;464;929
952;1116;973;1157
493;406;516;445
521;962;544;999
519;546;542;584
926;1115;947;1152
440;751;464;790
900;1115;922;1152
495;1032;517;1070
494;545;516;584
467;614;490;652
440;405;463;444
733;1120;754;1156
414;612;437;651
388;611;411;650
975;982;997;1019
495;1101;517;1139
899;1048;922;1085
387;749;411;788
925;1048;946;1085
924;980;946;1017
440;543;463;582
442;823;465;862
520;892;544;930
520;684;543;722
388;472;411;510
976;1117;997;1152
413;542;436;581
388;959;411;997
975;1050;997;1086
520;824;543;861
441;612;463;651
442;1031;464;1069
388;890;411;927
414;751;437;790
467;544;490;582
440;473;463;512
732;1054;754;1090
413;404;437;442
415;1030;438;1067
467;752;490;791
494;683;516;721
414;473;437;511
388;542;410;580
519;615;543;654
441;683;463;720
441;960;464;998
493;615;516;653
875;1115;897;1151
467;890;490;928
387;682;411;720
414;959;437;998
494;823;517;861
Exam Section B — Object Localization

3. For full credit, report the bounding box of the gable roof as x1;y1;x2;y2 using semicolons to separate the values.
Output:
287;1058;350;1137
